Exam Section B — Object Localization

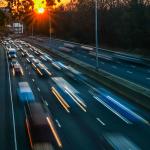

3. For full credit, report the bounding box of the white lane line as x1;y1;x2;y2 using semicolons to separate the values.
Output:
131;65;136;68
32;79;35;82
37;87;40;92
112;66;117;69
146;77;150;80
96;117;106;126
6;51;18;150
94;96;132;124
126;70;133;74
42;98;49;106
55;119;61;128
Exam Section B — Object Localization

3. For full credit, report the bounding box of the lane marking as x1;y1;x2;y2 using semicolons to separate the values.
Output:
96;117;106;126
146;77;150;80
126;70;133;74
131;65;136;68
112;66;117;69
32;79;35;82
55;119;61;128
6;50;18;150
37;87;40;92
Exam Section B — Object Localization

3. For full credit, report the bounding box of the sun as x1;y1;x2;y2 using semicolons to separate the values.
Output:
37;7;45;14
33;0;46;13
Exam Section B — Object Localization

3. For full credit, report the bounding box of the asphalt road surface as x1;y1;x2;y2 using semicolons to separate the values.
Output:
0;40;150;150
28;37;150;89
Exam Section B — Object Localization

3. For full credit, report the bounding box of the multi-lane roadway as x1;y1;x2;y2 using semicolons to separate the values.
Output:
28;37;150;89
0;39;150;150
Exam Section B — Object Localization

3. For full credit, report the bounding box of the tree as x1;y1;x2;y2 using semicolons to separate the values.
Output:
0;9;6;26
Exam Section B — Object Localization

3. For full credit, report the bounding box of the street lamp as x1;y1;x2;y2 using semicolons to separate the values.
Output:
48;10;52;43
95;0;99;69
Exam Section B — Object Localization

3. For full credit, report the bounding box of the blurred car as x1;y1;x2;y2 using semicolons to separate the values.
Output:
26;55;34;63
8;48;17;59
103;133;141;150
51;61;67;70
42;53;53;63
12;64;24;76
10;59;18;68
36;63;51;77
31;59;41;69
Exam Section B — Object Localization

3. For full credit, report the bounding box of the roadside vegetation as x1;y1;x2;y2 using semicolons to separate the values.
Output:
5;0;150;56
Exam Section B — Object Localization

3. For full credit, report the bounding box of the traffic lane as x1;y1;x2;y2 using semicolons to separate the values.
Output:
18;41;150;149
31;70;150;150
68;52;150;88
23;41;150;122
23;42;150;123
24;63;103;150
39;37;149;70
0;45;17;150
26;52;150;149
9;57;31;150
16;52;93;150
28;39;150;88
10;52;62;150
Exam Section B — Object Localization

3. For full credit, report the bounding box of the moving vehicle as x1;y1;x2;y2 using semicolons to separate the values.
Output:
26;55;34;63
63;66;86;81
12;64;24;76
17;82;35;102
7;48;17;59
43;54;53;63
10;59;18;68
36;63;51;77
103;133;141;150
25;102;62;149
31;59;41;67
51;61;67;70
59;46;72;53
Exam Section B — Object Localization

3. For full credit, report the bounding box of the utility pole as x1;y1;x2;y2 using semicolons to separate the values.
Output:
49;10;51;43
95;0;99;69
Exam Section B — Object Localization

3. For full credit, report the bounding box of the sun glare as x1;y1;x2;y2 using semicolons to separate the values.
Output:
33;0;46;13
37;7;45;14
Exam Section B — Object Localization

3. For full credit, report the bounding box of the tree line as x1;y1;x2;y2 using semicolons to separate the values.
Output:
52;0;150;53
3;0;150;53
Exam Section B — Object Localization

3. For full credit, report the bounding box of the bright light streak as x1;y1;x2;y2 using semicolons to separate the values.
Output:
51;87;70;113
46;117;63;148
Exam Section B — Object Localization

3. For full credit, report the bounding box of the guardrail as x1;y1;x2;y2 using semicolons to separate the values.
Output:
25;39;150;111
34;36;150;66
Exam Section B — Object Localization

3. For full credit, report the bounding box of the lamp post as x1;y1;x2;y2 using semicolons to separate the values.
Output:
49;10;52;43
32;22;33;37
95;0;99;69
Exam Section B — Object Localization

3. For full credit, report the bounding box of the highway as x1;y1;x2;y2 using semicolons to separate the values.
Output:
1;39;150;150
28;36;150;89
